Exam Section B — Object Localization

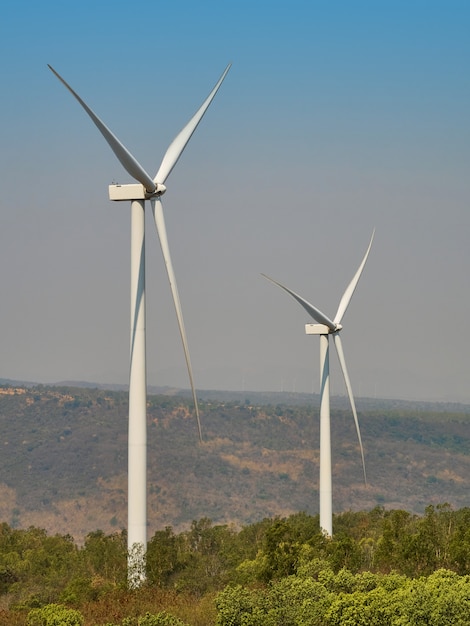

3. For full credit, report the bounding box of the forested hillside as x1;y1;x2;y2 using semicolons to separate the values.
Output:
0;383;470;541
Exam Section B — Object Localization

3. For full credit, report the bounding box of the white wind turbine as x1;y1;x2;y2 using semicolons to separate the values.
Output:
49;63;230;583
262;232;374;537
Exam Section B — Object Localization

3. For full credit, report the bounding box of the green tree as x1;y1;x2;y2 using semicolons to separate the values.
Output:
138;612;189;626
395;569;470;626
261;514;326;581
326;533;363;573
373;509;415;573
171;519;236;595
215;585;265;626
404;505;454;575
449;507;470;574
27;603;84;626
146;527;180;587
82;529;127;582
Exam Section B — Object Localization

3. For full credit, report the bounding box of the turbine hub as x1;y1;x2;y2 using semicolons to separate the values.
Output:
151;183;167;197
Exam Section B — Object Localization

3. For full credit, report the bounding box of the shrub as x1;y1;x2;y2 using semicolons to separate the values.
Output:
139;612;189;626
27;603;84;626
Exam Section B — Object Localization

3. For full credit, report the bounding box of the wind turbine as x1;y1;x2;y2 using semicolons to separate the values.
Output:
49;63;230;584
262;232;373;537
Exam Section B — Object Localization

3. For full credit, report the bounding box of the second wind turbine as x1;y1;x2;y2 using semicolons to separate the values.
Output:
263;232;373;537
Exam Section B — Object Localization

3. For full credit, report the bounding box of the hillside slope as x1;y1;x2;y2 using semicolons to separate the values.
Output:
0;384;469;541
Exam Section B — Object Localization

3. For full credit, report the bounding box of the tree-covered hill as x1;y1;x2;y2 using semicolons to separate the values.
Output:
0;384;469;541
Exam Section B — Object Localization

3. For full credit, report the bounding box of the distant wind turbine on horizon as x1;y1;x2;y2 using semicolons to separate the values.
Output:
262;231;374;537
48;62;231;584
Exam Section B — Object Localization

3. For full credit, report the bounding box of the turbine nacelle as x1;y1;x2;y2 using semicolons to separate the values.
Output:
108;183;167;202
305;323;343;335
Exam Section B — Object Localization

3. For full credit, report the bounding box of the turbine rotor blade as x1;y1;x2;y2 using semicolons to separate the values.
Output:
48;65;156;194
333;333;367;485
261;274;336;331
151;198;202;442
154;63;231;185
334;230;375;326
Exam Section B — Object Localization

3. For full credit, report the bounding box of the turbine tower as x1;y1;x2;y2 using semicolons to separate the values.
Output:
49;63;230;584
262;232;373;537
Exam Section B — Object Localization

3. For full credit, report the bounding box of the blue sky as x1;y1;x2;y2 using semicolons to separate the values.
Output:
1;0;469;402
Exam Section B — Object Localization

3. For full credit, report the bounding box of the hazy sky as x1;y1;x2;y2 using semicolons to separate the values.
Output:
1;1;469;403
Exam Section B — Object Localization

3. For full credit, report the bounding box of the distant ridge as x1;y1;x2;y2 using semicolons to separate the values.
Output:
2;377;469;413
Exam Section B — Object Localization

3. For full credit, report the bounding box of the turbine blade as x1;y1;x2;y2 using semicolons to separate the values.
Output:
334;230;375;325
261;274;336;331
48;65;156;194
151;198;202;442
154;64;231;184
333;333;367;485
